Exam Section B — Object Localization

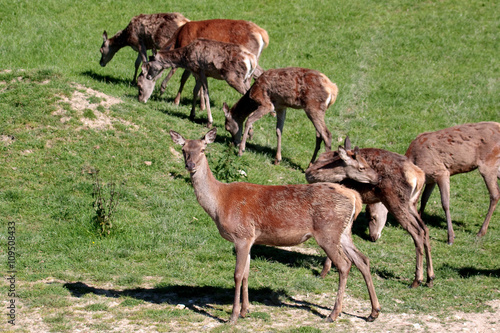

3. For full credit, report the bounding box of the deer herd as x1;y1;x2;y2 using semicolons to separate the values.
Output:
100;12;499;325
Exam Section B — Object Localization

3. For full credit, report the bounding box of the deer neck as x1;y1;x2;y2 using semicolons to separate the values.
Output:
110;29;129;50
157;48;186;69
189;157;223;219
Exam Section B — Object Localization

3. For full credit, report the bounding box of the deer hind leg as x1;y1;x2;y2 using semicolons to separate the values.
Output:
318;244;352;322
419;182;436;217
159;67;178;96
341;235;381;321
477;163;500;237
274;108;287;165
306;109;332;166
435;174;454;244
230;240;253;324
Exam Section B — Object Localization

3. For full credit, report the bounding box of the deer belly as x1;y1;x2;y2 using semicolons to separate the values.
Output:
254;230;313;246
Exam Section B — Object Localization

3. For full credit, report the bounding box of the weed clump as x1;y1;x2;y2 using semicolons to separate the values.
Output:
91;169;121;236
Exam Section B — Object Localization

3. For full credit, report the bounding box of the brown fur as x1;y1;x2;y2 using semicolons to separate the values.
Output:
137;19;269;104
406;122;500;244
305;143;433;288
142;39;257;127
170;128;380;324
223;67;338;165
99;13;189;82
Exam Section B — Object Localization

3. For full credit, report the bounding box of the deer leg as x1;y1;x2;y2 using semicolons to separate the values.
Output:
159;67;178;96
199;73;212;127
387;206;426;288
174;70;192;106
190;78;202;122
320;257;332;278
230;241;253;324
132;53;142;84
319;244;351;322
341;236;381;321
240;253;251;318
307;112;332;165
435;174;454;244
238;104;273;157
274;108;287;165
477;164;500;237
419;182;436;217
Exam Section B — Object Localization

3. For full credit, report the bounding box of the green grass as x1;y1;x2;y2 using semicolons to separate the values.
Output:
0;0;499;332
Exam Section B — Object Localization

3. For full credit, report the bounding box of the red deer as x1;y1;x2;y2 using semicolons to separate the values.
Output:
306;139;435;288
137;19;269;105
169;128;380;324
142;39;257;128
223;67;338;166
99;13;189;83
405;122;500;244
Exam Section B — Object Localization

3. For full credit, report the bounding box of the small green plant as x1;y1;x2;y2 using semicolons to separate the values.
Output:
83;108;96;119
92;169;121;236
211;146;248;182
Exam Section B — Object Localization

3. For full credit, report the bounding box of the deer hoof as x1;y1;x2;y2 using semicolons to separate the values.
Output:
409;280;422;288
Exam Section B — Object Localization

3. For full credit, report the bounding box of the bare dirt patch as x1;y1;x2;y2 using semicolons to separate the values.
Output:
53;83;139;131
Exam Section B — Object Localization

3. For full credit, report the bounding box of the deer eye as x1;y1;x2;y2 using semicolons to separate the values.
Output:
359;166;366;171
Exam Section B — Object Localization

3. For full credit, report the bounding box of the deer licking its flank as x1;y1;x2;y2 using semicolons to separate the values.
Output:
143;39;257;128
223;67;338;166
405;121;500;245
137;19;269;104
169;128;380;324
99;13;189;83
306;138;435;288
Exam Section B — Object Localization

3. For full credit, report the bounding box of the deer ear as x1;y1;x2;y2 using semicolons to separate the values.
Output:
204;128;217;144
344;136;351;150
169;130;185;146
103;31;108;41
222;102;230;116
338;146;350;162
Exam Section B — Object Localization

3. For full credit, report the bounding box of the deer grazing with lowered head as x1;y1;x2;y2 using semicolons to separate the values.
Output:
137;19;269;105
99;13;189;83
404;121;500;245
223;67;338;166
170;127;380;324
143;39;257;128
305;138;435;288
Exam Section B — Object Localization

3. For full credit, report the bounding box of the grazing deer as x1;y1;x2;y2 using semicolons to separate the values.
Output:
306;139;435;288
143;39;257;128
169;128;380;324
405;122;500;244
137;19;269;105
223;67;338;166
99;13;189;83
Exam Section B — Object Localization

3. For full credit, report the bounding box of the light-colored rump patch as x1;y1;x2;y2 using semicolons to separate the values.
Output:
404;166;424;204
243;56;254;81
256;34;265;58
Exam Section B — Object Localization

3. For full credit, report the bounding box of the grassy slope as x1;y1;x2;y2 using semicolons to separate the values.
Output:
0;0;498;331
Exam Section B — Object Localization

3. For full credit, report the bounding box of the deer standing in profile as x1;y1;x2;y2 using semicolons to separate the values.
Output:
169;128;381;324
223;67;338;166
137;19;269;105
405;121;500;244
305;139;435;288
99;13;189;83
143;39;257;128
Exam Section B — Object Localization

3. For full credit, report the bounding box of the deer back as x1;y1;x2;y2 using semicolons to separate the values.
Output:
406;122;500;177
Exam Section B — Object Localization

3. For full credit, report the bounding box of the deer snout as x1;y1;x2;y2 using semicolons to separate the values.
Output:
185;161;196;172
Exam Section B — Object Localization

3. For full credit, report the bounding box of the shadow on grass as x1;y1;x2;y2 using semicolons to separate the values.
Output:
63;282;336;323
81;70;132;86
439;264;500;278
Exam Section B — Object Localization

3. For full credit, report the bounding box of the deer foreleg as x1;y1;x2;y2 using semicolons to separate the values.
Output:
230;241;252;324
238;105;272;157
435;175;454;244
133;53;142;84
199;73;212;127
174;70;192;106
274;109;287;165
159;68;178;96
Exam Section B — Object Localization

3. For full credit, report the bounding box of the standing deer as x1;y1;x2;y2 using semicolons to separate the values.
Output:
405;121;500;244
223;67;338;166
169;128;381;324
143;39;257;128
306;139;435;288
99;13;189;83
137;19;269;104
